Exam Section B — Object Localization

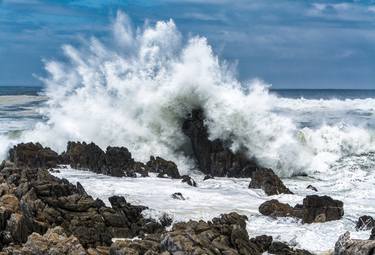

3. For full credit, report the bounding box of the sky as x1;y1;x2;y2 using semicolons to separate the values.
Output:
0;0;374;89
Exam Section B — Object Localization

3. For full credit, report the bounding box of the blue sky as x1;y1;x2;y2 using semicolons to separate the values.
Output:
0;0;374;89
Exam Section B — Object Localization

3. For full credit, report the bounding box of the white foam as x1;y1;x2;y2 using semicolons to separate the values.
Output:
53;157;375;254
0;12;367;177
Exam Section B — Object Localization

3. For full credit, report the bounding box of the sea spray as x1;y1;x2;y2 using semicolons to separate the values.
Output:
1;11;373;176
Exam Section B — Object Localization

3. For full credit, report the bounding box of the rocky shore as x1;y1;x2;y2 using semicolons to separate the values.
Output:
0;144;318;255
0;110;373;254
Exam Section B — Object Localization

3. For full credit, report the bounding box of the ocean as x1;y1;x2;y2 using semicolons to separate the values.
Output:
1;17;375;253
2;87;375;254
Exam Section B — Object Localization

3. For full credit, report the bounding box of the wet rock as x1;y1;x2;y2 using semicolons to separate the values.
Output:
334;231;375;255
182;108;262;177
181;175;197;187
269;241;313;255
259;199;295;218
61;142;149;177
250;235;273;253
171;192;185;200
356;215;375;231
9;142;58;169
302;195;344;224
62;141;106;172
259;195;344;223
249;168;293;195
203;175;214;181
306;185;318;192
147;156;180;179
159;213;173;227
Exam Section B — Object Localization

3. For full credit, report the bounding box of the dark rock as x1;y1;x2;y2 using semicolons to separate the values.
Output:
259;199;295;218
335;231;375;255
0;160;163;249
250;235;273;253
269;241;313;255
61;141;149;177
9;143;58;169
147;156;180;179
182;108;262;177
356;215;375;231
306;185;318;192
62;141;106;173
302;195;344;224
370;228;375;240
181;175;197;187
159;213;173;227
259;195;344;223
203;175;214;181
171;192;185;200
249;168;293;195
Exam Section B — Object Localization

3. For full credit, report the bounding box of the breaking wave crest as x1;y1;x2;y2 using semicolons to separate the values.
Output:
3;12;375;176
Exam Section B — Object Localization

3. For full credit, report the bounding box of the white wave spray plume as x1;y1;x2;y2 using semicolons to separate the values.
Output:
6;11;375;176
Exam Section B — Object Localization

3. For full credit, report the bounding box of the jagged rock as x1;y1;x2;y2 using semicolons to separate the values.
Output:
108;212;308;255
259;195;344;223
159;213;173;227
306;185;318;192
2;227;87;255
334;231;375;255
61;142;148;177
249;168;293;195
181;175;197;187
9;143;58;168
171;192;185;200
302;195;344;224
356;215;375;231
147;156;180;179
250;235;273;253
61;141;106;174
269;241;313;255
0;161;163;249
182;109;262;177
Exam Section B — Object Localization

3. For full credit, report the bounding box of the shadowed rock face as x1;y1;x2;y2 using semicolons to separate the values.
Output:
259;195;344;224
61;142;149;177
249;168;293;195
9;143;58;169
182;109;263;178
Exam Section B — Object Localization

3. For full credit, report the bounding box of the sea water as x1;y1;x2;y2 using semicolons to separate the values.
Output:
0;12;374;254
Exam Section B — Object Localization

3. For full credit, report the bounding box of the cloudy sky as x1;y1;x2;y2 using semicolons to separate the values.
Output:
0;0;374;88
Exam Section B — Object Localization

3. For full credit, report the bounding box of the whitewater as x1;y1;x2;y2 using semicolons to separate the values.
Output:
0;11;374;253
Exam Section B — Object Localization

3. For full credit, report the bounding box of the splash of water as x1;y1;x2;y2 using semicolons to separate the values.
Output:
3;11;374;176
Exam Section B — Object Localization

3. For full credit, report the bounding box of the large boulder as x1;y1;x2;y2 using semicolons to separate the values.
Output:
249;168;293;195
146;156;180;179
301;195;344;224
61;141;106;173
334;231;375;255
9;143;58;169
259;195;344;223
182;109;261;177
